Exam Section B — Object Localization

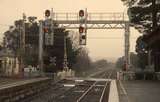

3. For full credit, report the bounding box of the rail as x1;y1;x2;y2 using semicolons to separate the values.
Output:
76;82;97;102
76;69;114;102
99;69;114;102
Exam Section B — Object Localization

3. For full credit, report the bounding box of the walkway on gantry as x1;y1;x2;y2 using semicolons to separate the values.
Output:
51;12;129;29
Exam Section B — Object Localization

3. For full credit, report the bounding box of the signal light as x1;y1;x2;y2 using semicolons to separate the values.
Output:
81;35;86;39
79;26;84;33
45;10;50;17
79;10;84;17
44;27;49;33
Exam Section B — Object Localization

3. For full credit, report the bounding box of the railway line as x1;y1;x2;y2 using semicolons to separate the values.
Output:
30;68;115;102
90;69;117;79
0;68;116;102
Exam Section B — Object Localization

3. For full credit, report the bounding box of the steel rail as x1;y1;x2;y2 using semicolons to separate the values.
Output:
76;70;113;102
99;69;114;102
76;81;97;102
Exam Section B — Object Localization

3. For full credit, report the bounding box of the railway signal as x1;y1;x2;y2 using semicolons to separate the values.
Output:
79;9;87;45
44;9;54;46
79;10;85;23
43;20;54;46
43;27;49;33
79;25;86;45
79;26;84;33
45;10;51;18
79;10;85;17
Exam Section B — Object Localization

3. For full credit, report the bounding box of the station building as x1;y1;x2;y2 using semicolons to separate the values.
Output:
0;50;19;77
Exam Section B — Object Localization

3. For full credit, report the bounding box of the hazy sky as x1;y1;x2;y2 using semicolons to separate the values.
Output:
0;0;141;61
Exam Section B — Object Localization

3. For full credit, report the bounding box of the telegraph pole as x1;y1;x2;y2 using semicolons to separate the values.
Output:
124;22;130;71
22;13;26;53
19;13;26;77
38;21;44;76
63;32;69;71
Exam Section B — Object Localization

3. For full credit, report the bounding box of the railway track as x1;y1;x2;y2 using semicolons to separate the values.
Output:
0;69;116;102
30;69;114;102
47;80;110;102
90;69;117;79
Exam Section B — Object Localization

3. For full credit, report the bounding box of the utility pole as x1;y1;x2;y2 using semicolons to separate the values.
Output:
38;21;44;76
124;22;130;71
19;13;26;78
63;32;69;71
123;0;131;71
22;13;26;53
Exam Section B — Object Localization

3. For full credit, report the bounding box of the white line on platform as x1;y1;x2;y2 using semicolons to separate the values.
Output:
119;80;133;102
108;80;119;102
119;80;127;95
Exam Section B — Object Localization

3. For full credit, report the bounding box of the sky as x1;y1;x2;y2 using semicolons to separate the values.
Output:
0;0;141;62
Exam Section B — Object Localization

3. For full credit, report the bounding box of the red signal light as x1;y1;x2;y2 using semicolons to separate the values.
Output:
45;10;50;17
44;28;49;33
79;26;84;33
79;10;84;17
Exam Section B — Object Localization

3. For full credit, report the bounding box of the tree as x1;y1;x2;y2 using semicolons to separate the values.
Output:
135;36;147;53
121;0;160;33
72;47;92;73
2;16;81;73
116;52;146;70
93;59;108;68
137;52;148;70
130;52;139;68
121;0;160;71
116;56;125;69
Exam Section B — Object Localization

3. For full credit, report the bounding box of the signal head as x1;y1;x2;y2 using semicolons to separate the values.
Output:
45;10;51;17
79;10;85;17
79;26;84;33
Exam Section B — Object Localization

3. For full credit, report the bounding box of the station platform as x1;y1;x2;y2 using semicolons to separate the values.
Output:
0;77;50;90
0;78;25;86
117;80;160;102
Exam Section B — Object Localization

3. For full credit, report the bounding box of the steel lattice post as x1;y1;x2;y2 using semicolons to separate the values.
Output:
124;22;130;71
63;33;69;71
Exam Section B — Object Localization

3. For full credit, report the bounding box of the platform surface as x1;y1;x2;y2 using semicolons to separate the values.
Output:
0;77;49;90
118;80;160;102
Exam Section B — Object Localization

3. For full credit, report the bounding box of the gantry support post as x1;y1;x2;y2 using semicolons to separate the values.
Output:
124;22;130;71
